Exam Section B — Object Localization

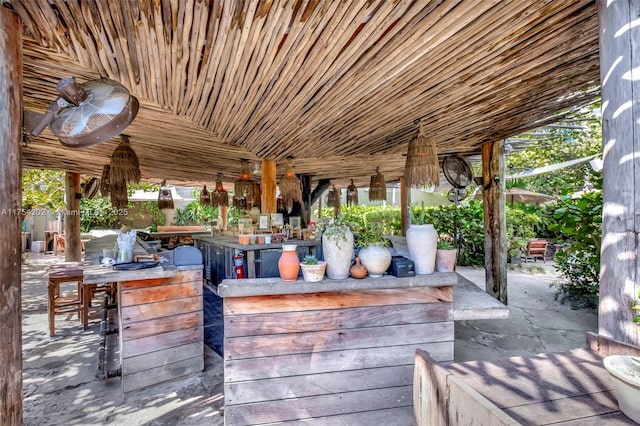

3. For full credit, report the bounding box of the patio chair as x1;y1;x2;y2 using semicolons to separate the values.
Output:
523;239;548;263
47;263;85;336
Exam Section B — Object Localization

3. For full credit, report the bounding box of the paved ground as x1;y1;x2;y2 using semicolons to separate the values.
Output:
19;253;597;425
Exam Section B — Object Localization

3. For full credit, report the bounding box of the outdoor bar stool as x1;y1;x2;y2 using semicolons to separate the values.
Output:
47;263;85;337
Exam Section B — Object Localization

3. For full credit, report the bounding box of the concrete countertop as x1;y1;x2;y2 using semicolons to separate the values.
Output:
218;272;458;297
83;235;201;284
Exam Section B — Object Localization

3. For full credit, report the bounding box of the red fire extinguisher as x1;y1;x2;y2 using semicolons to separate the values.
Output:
234;254;245;279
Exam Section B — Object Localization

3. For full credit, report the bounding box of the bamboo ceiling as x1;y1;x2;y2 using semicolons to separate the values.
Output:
5;0;600;187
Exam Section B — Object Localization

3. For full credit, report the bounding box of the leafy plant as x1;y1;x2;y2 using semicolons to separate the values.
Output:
320;216;354;247
411;201;428;225
549;191;602;306
632;290;640;327
355;222;389;249
302;255;318;265
173;207;189;226
437;235;456;250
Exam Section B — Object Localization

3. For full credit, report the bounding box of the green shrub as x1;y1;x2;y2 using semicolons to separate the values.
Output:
549;191;602;306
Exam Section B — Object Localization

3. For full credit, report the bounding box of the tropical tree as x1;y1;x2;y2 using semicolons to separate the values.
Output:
22;169;65;210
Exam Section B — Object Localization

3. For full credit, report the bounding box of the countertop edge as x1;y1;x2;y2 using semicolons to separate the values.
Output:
217;273;457;297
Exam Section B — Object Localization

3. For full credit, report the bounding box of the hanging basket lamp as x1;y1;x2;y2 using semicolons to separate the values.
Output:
109;134;141;185
280;159;302;213
346;178;358;206
100;164;111;197
200;185;211;206
369;167;387;201
326;185;341;208
212;174;228;207
158;180;174;210
234;159;254;200
405;124;440;189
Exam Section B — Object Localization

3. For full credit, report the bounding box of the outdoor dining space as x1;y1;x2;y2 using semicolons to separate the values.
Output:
3;0;640;425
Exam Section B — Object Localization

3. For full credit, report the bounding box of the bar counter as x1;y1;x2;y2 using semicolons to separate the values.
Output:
218;267;508;425
84;236;204;393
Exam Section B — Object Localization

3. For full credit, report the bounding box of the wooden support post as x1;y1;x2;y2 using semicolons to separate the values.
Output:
219;205;228;231
0;7;23;424
598;0;640;346
261;160;277;214
64;172;82;262
482;141;507;304
400;176;410;236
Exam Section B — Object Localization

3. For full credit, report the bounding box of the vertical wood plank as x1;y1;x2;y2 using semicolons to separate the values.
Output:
482;140;507;304
64;172;82;262
261;159;276;213
0;7;23;425
598;0;640;346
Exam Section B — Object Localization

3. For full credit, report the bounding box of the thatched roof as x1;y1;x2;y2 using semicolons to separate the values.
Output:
5;0;600;187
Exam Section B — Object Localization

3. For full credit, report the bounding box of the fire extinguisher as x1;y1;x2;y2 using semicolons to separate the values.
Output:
234;254;245;279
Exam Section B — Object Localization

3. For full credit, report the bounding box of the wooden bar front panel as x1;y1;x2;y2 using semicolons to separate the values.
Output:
223;285;453;425
118;270;204;393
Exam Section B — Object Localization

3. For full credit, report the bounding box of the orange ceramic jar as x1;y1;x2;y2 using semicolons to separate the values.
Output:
278;244;300;282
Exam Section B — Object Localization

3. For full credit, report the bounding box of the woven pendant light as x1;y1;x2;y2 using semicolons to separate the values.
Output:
369;167;387;201
100;164;111;197
405;124;440;188
280;159;302;213
200;185;211;206
326;185;341;208
234;159;254;200
346;179;358;206
212;174;228;207
109;176;128;210
109;134;141;185
158;180;174;210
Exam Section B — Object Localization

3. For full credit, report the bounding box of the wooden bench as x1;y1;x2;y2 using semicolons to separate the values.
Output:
413;333;640;425
523;239;548;263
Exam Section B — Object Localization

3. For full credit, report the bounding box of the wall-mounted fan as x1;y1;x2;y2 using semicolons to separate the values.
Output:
81;177;100;199
24;77;139;148
447;188;468;203
442;155;473;189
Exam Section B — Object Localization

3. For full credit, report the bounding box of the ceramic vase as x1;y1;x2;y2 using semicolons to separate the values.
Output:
436;249;457;272
358;243;392;277
406;224;437;274
322;229;354;280
350;257;368;279
278;244;300;282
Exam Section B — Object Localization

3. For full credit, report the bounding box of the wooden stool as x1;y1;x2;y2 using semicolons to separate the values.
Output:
47;264;85;337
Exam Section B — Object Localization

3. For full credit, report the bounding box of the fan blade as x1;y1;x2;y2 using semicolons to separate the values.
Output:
68;104;97;136
86;83;115;100
93;95;128;115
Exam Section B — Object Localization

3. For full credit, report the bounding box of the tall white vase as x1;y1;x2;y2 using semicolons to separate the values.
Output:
322;229;354;279
406;224;438;274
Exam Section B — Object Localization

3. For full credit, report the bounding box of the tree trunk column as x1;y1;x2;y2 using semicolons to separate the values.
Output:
598;0;640;346
482;140;507;304
0;7;23;425
64;172;82;262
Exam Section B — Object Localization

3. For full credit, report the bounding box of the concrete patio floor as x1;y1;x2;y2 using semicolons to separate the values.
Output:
20;253;597;425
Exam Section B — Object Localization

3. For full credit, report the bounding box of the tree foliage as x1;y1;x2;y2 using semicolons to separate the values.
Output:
22;169;65;210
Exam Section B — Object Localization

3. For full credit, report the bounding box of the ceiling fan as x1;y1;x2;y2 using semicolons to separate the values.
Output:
23;77;139;148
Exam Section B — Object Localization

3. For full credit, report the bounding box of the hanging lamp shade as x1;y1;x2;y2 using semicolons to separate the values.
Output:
158;180;174;210
280;160;302;213
109;134;141;185
100;164;111;197
346;179;358;206
200;185;211;206
405;124;440;188
326;185;341;208
234;159;254;200
212;174;228;207
109;176;128;210
369;167;387;201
